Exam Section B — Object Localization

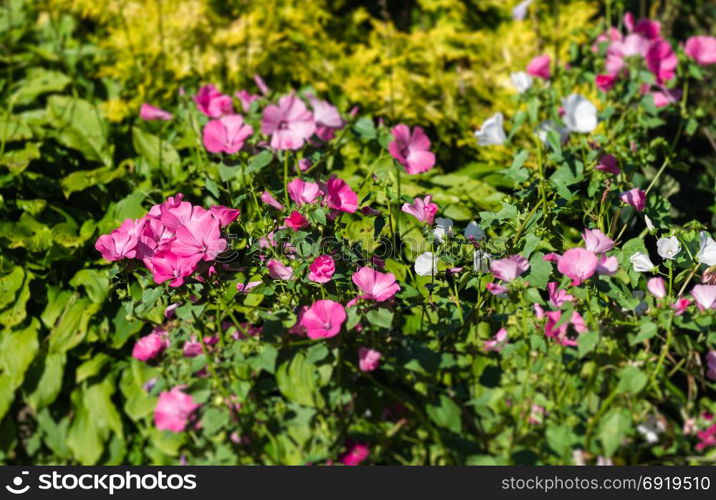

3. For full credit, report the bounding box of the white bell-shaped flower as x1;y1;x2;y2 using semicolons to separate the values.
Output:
474;112;506;146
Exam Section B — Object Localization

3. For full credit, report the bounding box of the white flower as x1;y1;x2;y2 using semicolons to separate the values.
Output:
536;120;568;145
645;215;655;232
474;112;506;146
464;221;485;240
414;252;438;277
512;0;533;20
637;416;665;444
630;252;655;272
434;217;454;243
473;250;491;273
696;231;716;266
510;71;533;93
562;93;598;133
656;236;681;260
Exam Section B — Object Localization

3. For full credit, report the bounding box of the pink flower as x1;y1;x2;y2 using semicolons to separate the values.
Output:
358;347;382;372
171;210;227;262
300;300;346;339
132;329;168;362
308;95;344;141
95;219;143;261
706;351;716;381
527;54;551;79
543;252;562;264
261;191;285;210
236;281;261;293
596;255;618;275
325;177;358;213
261;94;316;150
309;255;335;284
154;387;200;433
352;267;400;302
548;282;574;308
544;310;588;347
691;284;716;311
490;255;530;282
595;74;617;92
203;115;253;154
697;423;716;451
339;443;369;466
388;124;436;175
646;40;677;83
596;154;620;175
671;298;691;315
235;90;260;112
685;36;716;65
182;337;203;358
209;205;240;227
486;282;509;297
582;228;614;254
647;277;666;299
287;178;322;205
140;103;172;121
267;259;293;280
401;195;438;225
253;74;270;95
484;328;508;352
194;84;233;118
558;248;598;286
620;188;647;212
649;87;682;108
297;158;312;172
284;211;309;231
144;251;200;287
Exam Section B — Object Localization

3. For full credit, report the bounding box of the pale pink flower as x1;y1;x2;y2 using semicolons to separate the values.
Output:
308;95;344;141
339;443;369;466
325;177;358;213
209;205;240;227
596;255;619;275
154;387;200;433
284;211;309;231
388;124;436;175
261;94;316;150
484;328;508;352
596;154;620;175
300;300;346;339
544;310;588;346
202;115;253;154
527;54;551;79
620;188;647;212
235;90;260;112
558;248;598;285
352;267;400;302
685;36;716;66
140;103;172;121
401;195;438;225
647;86;682;108
171;211;227;262
194;84;233;118
287;178;322;205
528;404;546;425
254;74;270;95
236;281;262;293
647;277;666;299
267;259;293;280
490;255;530;282
691;284;716;311
261;191;285;210
547;282;574;308
671;298;691;316
543;252;562;264
132;330;168;362
358;347;382;372
582;228;614;254
309;255;335;283
164;303;179;318
486;282;508;297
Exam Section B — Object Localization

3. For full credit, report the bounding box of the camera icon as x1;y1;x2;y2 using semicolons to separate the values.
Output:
5;471;30;495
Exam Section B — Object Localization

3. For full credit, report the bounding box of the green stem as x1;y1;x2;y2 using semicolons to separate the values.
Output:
283;152;290;208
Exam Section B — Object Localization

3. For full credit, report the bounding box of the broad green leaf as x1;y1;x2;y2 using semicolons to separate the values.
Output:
132;127;183;180
598;409;631;457
61;165;125;197
616;366;647;395
69;268;109;304
0;320;39;419
48;96;111;164
276;352;322;408
426;394;462;433
12;68;71;105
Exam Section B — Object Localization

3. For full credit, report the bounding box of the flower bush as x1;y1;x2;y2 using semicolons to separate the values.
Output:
1;0;716;465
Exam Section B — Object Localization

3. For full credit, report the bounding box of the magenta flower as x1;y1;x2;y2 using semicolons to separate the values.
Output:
300;300;346;339
339;443;369;466
649;87;682;108
308;95;344;141
582;228;614;254
527;54;551;79
287;178;322;205
209;205;240;228
144;250;200;287
194;84;233;118
620;188;647;212
401;195;438;225
691;284;716;311
285;211;309;232
325;177;358;213
685;36;716;66
352;267;400;302
595;74;617;92
544;310;588;347
261;94;316;150
309;255;335;284
484;328;508;353
647;277;666;299
388;124;436;175
267;259;293;280
132;329;168;362
486;282;508;297
490;255;530;282
547;282;574;308
95;219;143;261
140;103;172;121
596;154;620;175
558;248;598;286
171;211;227;262
645;40;677;84
154;387;200;433
358;347;382;372
671;298;691;316
236;90;260;112
254;74;270;95
236;281;262;293
261;191;285;211
203;115;253;154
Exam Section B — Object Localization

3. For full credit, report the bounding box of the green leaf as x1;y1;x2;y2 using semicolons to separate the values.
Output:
48;295;100;353
354;116;376;139
0;267;24;310
0;270;31;328
0;320;39;419
0;142;41;175
426;394;462;433
577;330;599;358
501;149;530;184
276;352;322;408
48;96;111;164
61;165;125;197
546;424;574;457
25;352;66;410
76;353;112;383
616;366;647;395
599;409;631;457
12;68;71;105
629;321;658;345
245;150;273;175
205;177;220;198
525;252;552;289
201;407;230;436
69;269;109;304
0;115;32;143
132;127;183;180
365;308;394;329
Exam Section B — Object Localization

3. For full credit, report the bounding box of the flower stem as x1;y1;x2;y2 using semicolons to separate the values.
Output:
283;152;290;208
